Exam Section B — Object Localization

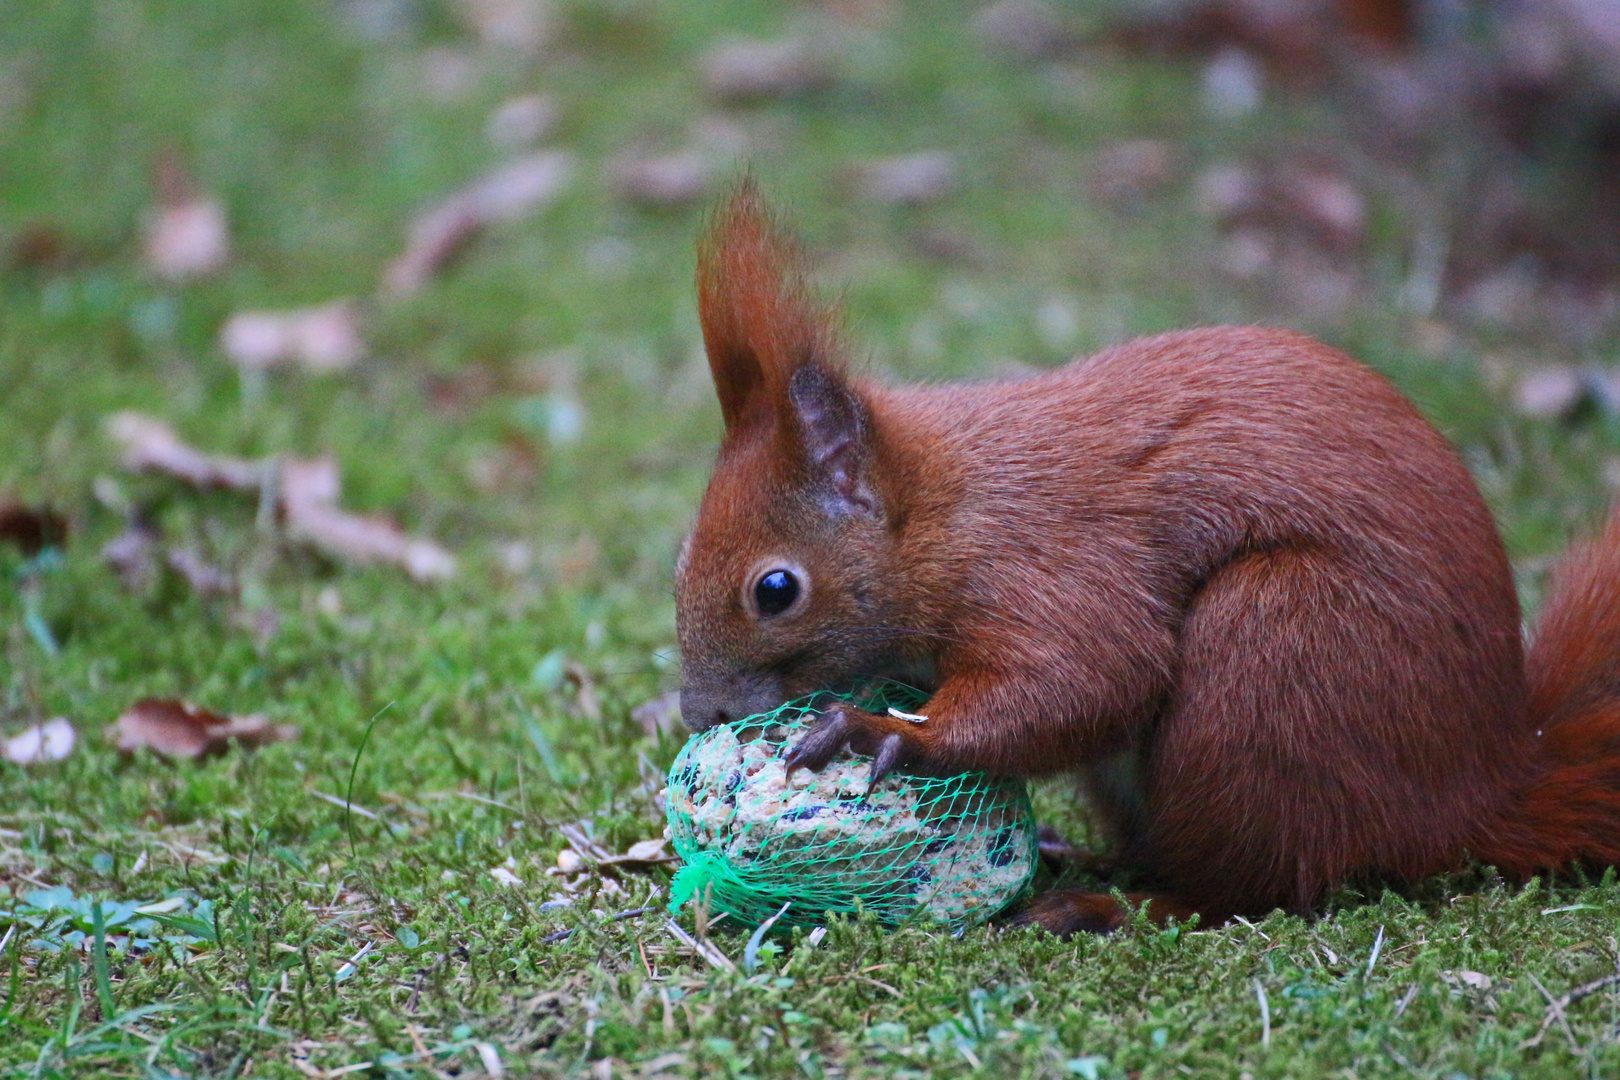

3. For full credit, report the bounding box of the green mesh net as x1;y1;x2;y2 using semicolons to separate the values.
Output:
664;687;1037;930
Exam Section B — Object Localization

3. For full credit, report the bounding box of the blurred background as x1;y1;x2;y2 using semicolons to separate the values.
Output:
5;0;1620;713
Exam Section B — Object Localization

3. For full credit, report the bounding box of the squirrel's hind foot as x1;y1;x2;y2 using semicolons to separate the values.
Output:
1006;889;1213;937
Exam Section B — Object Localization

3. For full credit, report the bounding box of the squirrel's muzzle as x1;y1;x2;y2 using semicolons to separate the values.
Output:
679;674;786;732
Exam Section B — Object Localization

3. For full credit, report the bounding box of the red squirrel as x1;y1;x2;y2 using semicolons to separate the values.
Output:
674;181;1620;935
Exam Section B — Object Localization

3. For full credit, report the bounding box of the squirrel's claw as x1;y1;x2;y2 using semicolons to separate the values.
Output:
783;711;850;779
866;733;905;794
787;707;916;789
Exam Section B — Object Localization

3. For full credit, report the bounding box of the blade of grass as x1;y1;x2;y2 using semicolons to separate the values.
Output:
522;709;570;785
60;950;82;1049
346;701;395;861
90;900;116;1024
744;902;791;974
0;924;19;1029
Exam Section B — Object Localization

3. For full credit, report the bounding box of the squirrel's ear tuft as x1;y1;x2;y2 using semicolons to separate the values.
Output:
790;364;878;518
697;177;842;434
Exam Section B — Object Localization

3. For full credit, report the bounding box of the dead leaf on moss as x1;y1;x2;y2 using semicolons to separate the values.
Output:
9;224;72;272
812;0;897;23
106;421;456;582
600;838;674;867
101;520;161;593
490;864;525;887
220;300;365;374
286;501;457;582
0;501;67;556
612;151;716;207
278;456;342;514
110;699;297;761
1195;162;1365;252
487;93;558;149
165;547;234;597
1515;366;1587;420
143;158;229;282
972;0;1078;61
562;661;601;722
107;413;263;491
631;690;682;739
2;718;76;765
555;822;674;870
849;152;957;205
1089;139;1176;206
383;151;574;295
453;0;557;53
701;37;834;102
280;457;456;582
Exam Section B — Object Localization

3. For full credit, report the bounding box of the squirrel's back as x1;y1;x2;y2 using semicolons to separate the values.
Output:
865;327;1537;909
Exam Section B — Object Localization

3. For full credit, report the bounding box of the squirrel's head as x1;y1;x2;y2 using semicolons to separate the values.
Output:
675;182;911;730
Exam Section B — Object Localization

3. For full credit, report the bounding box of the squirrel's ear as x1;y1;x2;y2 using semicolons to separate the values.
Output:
790;365;878;518
697;178;839;434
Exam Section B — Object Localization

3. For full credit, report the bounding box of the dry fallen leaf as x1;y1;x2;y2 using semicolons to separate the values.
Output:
106;421;455;582
0;500;67;556
2;718;76;765
453;0;556;53
9;224;72;272
1515;366;1587;420
631;689;683;739
286;502;458;582
1202;47;1264;118
551;832;674;872
102;522;162;593
143;158;229;282
811;0;897;22
1194;163;1261;221
558;821;614;862
562;661;602;722
972;0;1077;61
419;46;481;101
1276;169;1365;251
490;854;526;886
849;152;957;206
604;838;674;866
1195;162;1364;252
384;151;574;295
701;37;834;102
280;457;457;582
612;152;716;208
107;413;263;491
165;547;234;597
278;455;342;514
486;93;558;149
220;300;365;374
111;699;298;761
1089;139;1176;206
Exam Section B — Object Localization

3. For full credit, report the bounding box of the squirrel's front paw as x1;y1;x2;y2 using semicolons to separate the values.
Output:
784;704;913;793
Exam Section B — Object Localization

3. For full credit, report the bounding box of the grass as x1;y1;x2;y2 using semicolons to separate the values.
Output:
3;0;1620;1076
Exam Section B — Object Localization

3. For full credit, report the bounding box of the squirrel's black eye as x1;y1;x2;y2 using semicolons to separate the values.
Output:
754;569;800;617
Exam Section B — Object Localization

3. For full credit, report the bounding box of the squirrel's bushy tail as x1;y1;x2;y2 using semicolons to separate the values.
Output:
1479;509;1620;876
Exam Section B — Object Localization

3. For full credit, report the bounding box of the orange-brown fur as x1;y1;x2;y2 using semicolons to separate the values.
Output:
674;181;1620;934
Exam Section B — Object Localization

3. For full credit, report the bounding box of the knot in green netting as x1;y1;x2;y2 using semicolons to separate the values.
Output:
663;689;1037;930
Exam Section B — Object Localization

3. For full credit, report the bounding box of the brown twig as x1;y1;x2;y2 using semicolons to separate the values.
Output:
1520;969;1620;1050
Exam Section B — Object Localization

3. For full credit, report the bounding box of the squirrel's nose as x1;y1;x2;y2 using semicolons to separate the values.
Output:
678;687;728;732
680;675;786;731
